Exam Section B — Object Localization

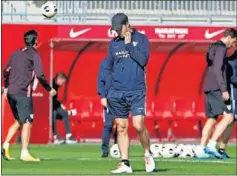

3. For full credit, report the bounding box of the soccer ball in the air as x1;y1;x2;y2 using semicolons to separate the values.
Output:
41;1;57;18
110;144;120;158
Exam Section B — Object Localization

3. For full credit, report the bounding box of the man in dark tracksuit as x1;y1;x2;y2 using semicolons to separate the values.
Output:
105;13;155;173
218;50;237;158
201;28;236;159
228;51;237;118
97;58;118;157
52;72;77;144
2;30;56;161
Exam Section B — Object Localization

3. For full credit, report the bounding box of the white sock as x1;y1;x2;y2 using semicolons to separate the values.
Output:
3;142;10;148
21;149;29;157
66;133;72;139
207;140;217;148
144;150;151;157
54;135;58;139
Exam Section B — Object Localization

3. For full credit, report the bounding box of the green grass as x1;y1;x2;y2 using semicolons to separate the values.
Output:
2;144;236;175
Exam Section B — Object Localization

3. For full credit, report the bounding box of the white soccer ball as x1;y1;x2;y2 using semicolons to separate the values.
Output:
164;143;177;150
179;147;194;158
160;144;176;158
150;143;163;158
110;144;120;158
41;1;57;18
174;144;185;157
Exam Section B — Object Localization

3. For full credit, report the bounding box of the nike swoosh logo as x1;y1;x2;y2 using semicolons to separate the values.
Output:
69;28;91;38
205;29;225;39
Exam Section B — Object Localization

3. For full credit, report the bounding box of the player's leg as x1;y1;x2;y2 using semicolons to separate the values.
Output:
52;110;65;144
201;92;217;146
133;116;150;151
57;108;77;144
2;121;21;160
116;118;129;160
4;121;21;145
16;96;39;162
200;118;217;147
132;115;155;172
217;86;236;158
205;91;234;158
113;124;118;144
101;108;113;157
130;90;155;172
107;90;132;173
195;118;216;159
218;121;235;158
112;118;133;173
205;113;233;158
2;94;21;160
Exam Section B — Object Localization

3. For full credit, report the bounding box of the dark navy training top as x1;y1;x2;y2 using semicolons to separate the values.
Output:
227;50;237;86
97;58;107;98
104;28;149;95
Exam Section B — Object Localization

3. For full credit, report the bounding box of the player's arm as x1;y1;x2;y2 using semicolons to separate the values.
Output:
125;35;150;67
104;44;114;97
231;59;237;85
33;54;52;92
213;46;228;92
227;50;237;85
3;54;13;89
97;60;106;98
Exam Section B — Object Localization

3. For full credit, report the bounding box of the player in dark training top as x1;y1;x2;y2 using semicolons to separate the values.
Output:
196;28;236;159
2;30;56;162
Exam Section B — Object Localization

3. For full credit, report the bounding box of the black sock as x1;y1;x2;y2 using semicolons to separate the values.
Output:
218;148;225;154
121;160;130;167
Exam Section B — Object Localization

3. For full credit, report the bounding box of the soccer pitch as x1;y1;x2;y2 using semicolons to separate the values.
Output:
2;144;236;175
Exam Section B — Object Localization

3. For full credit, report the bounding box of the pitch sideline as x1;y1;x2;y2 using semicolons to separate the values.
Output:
35;157;236;165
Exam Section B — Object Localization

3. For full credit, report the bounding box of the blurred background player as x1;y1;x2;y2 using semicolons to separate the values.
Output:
97;57;118;157
196;28;237;159
52;72;77;144
217;49;237;158
105;13;155;173
2;30;56;161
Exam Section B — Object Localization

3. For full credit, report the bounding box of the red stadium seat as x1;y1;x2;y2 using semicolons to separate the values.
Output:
152;99;175;141
194;97;206;120
70;98;92;120
153;99;175;119
174;99;195;119
91;99;104;120
145;99;155;119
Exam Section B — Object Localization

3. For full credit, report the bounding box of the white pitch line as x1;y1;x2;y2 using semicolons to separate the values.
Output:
39;157;236;165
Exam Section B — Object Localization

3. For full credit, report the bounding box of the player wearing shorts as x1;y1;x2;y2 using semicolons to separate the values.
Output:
105;13;155;173
196;28;236;159
97;58;118;157
2;30;56;161
217;50;237;158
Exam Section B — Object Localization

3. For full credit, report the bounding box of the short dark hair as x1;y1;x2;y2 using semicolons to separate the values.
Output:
24;30;38;47
56;72;67;80
223;28;237;38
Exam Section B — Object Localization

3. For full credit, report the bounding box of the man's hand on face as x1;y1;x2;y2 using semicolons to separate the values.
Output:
124;32;132;44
